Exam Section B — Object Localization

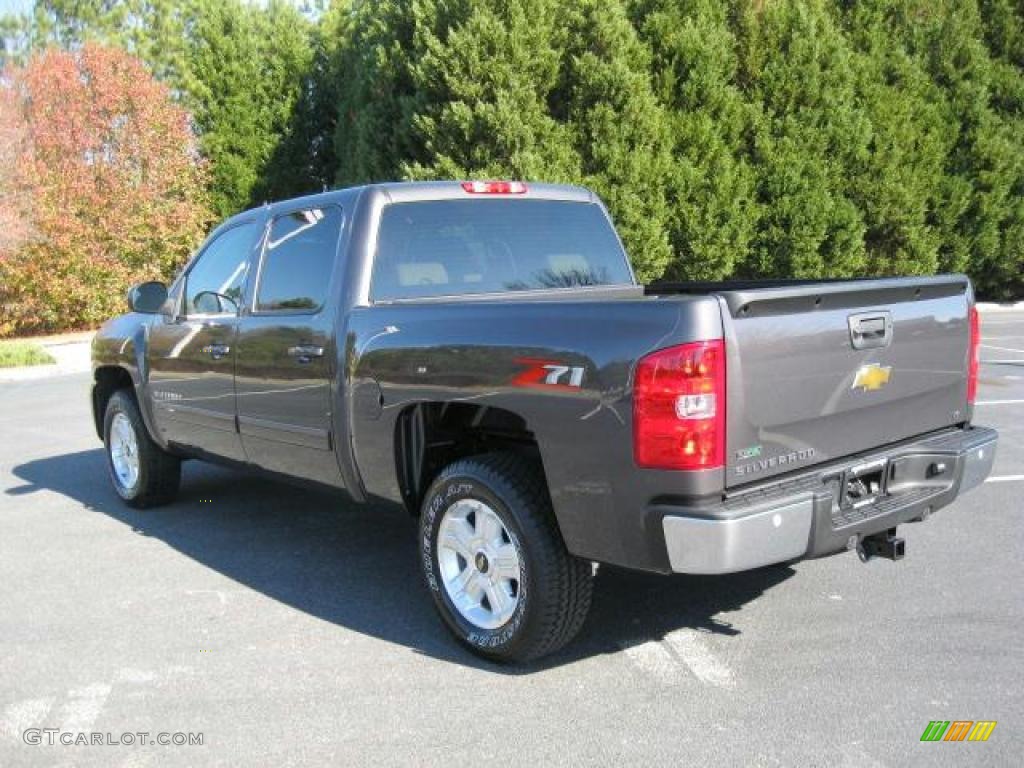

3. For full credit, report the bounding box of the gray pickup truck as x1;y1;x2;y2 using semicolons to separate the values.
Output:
92;181;997;661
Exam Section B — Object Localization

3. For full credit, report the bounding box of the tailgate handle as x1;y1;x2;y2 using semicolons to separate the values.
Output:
848;312;892;349
858;318;886;337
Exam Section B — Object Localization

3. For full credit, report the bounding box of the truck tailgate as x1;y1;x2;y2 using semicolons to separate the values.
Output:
717;276;972;488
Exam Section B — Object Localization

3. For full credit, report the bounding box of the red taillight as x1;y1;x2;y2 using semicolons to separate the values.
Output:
633;340;726;470
968;305;980;405
460;180;527;194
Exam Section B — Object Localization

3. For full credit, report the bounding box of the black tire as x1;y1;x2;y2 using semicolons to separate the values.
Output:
419;452;593;662
103;389;181;508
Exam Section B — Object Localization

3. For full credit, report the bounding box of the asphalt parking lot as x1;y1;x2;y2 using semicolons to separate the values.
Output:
1;311;1021;767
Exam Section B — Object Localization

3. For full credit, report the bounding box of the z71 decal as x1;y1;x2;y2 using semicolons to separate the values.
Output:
512;358;585;389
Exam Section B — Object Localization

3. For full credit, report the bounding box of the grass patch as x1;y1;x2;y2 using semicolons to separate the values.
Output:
0;340;56;368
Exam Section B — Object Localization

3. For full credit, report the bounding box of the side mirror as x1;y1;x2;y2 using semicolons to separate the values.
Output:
192;290;239;315
127;281;169;314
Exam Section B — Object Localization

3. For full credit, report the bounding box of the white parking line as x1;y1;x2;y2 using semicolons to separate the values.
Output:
976;399;1024;405
620;629;735;688
56;683;111;733
662;628;735;688
987;475;1024;483
1;697;54;743
620;639;686;684
981;343;1024;353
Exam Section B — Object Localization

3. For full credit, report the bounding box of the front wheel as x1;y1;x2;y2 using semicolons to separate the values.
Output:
103;390;180;508
419;452;593;662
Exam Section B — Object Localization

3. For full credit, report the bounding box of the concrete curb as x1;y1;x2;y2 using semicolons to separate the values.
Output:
21;330;97;345
0;334;94;383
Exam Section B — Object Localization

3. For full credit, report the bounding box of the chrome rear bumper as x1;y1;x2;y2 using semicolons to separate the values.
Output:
659;427;998;575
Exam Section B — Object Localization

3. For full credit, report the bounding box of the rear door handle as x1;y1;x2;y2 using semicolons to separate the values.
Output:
287;344;325;363
202;343;231;360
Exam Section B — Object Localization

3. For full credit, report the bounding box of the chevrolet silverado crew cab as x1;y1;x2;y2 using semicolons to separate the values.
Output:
92;181;997;661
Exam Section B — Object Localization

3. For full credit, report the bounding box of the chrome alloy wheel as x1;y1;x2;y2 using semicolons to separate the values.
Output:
109;412;141;492
437;499;522;630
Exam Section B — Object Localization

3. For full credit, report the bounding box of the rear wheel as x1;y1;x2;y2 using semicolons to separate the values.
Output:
419;452;593;662
103;390;180;508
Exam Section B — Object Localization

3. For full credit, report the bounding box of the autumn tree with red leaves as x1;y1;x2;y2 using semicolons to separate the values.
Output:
0;82;31;257
0;44;211;335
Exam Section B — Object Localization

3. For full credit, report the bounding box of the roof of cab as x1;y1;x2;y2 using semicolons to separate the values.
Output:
371;180;594;204
218;180;595;230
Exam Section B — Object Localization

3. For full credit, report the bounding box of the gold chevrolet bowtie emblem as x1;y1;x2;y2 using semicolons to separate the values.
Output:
852;363;892;392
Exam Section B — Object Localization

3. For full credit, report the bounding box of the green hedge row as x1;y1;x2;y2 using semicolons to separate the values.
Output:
4;0;1023;299
329;0;1024;298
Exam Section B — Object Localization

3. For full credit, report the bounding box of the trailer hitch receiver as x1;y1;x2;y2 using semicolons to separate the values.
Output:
857;528;905;562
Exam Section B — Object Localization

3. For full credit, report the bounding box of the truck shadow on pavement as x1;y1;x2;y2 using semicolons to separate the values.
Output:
10;448;796;673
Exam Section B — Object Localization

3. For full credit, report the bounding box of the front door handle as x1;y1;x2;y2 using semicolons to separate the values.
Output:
202;343;231;360
287;344;325;363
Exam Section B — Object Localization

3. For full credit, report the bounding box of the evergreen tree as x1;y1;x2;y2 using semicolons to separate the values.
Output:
259;1;350;199
184;0;270;215
402;0;580;182
560;0;675;281
185;0;315;215
332;0;421;186
634;0;758;281
839;0;953;277
892;1;1024;299
2;1;193;81
737;0;869;279
335;0;675;279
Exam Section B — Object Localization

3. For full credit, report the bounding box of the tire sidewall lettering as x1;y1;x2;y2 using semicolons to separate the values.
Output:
420;474;529;651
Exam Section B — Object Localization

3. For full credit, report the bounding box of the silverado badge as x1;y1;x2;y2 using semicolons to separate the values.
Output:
852;363;892;392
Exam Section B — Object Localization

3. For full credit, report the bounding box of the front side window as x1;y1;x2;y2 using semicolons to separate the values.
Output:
185;221;261;317
255;207;342;312
370;199;633;301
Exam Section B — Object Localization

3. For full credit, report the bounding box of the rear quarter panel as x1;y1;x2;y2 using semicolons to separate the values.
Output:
346;296;723;571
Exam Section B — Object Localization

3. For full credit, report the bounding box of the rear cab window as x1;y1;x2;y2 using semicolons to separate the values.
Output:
255;206;343;313
370;199;633;301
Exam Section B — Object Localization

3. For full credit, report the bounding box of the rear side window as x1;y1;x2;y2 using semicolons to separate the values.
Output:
255;206;343;312
370;200;632;301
